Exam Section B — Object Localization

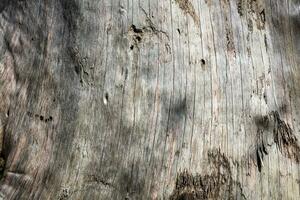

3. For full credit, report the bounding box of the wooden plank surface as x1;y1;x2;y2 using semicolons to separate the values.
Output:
0;0;299;199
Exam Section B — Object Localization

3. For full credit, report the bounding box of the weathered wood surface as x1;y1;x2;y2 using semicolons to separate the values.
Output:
0;0;299;199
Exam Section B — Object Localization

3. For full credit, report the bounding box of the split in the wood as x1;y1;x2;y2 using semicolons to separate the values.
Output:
255;130;268;172
264;34;268;50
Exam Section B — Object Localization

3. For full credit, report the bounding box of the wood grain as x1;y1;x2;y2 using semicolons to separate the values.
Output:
0;0;299;199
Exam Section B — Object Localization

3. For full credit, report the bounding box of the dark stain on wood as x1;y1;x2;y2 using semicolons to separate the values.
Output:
27;111;53;123
69;46;91;86
131;25;143;34
254;115;269;130
200;59;206;65
273;111;300;163
85;174;115;189
128;21;169;47
247;19;253;33
168;98;187;128
0;0;21;13
117;162;146;199
58;188;71;200
60;0;81;35
225;29;235;55
255;132;268;173
0;157;5;179
237;0;245;16
253;110;300;172
221;0;236;56
175;0;200;27
236;0;266;30
170;150;246;200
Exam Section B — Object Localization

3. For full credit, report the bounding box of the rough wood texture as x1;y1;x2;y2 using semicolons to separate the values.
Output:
0;0;299;199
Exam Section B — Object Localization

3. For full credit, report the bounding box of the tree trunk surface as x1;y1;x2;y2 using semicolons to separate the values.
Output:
0;0;299;199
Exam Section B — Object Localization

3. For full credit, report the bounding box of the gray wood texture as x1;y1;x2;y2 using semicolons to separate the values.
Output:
0;0;299;199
